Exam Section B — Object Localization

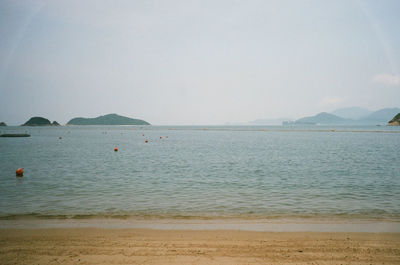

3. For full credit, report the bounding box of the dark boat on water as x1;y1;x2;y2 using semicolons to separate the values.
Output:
0;134;31;137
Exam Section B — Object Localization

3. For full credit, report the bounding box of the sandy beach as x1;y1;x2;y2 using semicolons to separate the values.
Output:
1;228;399;265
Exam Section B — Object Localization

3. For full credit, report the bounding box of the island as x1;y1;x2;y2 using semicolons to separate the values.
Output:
388;113;400;126
0;122;6;126
67;114;150;125
22;117;61;126
22;117;51;126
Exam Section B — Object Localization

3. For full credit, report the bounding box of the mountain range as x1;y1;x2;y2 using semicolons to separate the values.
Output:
293;107;400;125
330;107;372;120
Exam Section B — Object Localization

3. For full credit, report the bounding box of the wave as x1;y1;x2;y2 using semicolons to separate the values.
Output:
1;212;400;222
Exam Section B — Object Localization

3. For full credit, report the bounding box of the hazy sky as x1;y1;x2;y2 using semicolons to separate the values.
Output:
0;0;399;125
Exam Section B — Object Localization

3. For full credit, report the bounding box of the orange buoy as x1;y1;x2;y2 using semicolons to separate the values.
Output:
142;134;144;136
145;140;148;143
114;147;118;152
16;168;24;177
166;136;168;138
160;136;162;139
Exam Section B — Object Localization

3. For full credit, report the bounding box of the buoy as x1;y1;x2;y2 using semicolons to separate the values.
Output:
166;136;168;138
114;147;118;152
160;136;162;139
59;136;62;139
145;140;148;143
16;168;24;177
142;134;144;136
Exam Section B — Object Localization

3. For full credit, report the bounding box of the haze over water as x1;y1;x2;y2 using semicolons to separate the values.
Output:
1;125;399;220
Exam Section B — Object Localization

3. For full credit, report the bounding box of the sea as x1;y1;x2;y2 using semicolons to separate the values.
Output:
1;125;399;222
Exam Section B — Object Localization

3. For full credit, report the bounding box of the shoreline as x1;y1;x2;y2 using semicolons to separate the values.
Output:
1;228;399;264
1;217;400;232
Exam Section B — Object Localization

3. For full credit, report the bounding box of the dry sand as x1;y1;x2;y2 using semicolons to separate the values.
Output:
1;228;400;264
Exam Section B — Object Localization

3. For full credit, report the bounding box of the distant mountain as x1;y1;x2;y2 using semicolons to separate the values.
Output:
249;118;290;125
295;112;353;125
224;122;248;125
360;108;400;124
293;107;400;125
22;117;51;126
388;113;400;126
331;107;372;120
67;114;150;125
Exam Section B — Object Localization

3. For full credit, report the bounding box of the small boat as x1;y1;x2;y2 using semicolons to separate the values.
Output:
0;134;31;137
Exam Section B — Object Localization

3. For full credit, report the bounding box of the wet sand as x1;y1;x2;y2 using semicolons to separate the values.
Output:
1;228;399;264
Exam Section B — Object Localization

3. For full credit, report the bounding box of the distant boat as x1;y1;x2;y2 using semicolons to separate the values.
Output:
0;133;31;137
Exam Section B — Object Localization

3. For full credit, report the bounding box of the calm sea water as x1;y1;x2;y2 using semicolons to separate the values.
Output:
0;125;399;220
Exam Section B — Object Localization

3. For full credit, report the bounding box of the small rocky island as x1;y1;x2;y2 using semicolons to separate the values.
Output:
67;114;150;125
22;117;60;126
0;122;6;126
388;113;400;126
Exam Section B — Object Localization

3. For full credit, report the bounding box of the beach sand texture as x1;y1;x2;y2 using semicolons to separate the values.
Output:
1;228;400;264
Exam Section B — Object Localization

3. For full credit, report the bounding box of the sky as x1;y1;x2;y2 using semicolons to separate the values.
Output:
0;0;399;125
